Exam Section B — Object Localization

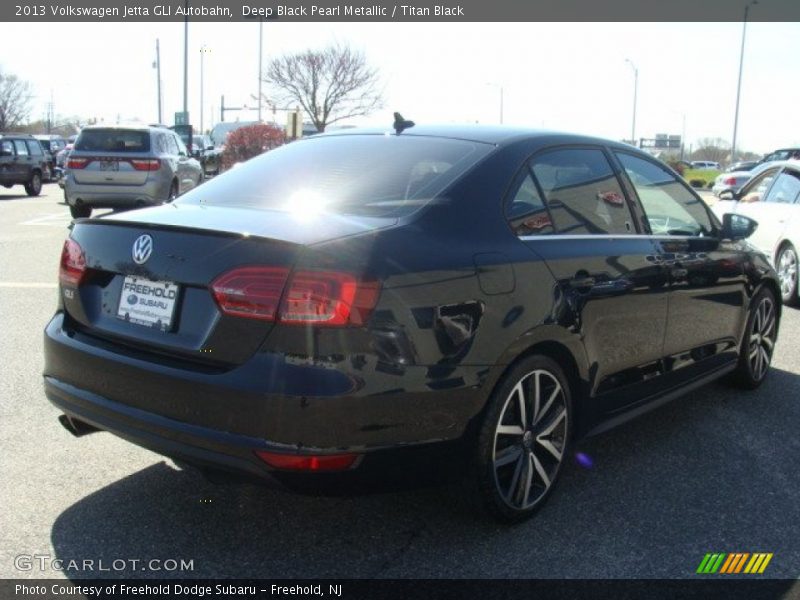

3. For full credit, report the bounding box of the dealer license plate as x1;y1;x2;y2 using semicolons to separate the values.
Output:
116;276;178;330
99;160;119;171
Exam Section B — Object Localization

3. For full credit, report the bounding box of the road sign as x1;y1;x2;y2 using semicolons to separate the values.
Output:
174;111;189;126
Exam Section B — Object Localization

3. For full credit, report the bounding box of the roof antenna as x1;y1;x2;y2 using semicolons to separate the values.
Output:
393;112;415;135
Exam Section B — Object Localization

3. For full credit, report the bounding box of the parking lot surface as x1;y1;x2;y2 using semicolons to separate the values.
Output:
1;185;798;580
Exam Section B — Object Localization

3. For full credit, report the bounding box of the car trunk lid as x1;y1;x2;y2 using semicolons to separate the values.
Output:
61;205;396;367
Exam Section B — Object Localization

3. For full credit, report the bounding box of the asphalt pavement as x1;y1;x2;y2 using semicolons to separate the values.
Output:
0;185;798;580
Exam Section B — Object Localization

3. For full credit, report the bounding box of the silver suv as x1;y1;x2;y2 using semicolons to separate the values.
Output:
65;124;203;218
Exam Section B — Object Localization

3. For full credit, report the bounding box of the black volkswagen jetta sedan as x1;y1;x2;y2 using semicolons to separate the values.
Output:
44;125;780;521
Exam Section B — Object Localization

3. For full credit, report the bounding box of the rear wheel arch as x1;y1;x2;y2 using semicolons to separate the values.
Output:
470;337;587;442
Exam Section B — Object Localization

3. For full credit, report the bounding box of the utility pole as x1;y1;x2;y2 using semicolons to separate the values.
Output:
200;45;210;134
182;0;189;122
625;59;638;147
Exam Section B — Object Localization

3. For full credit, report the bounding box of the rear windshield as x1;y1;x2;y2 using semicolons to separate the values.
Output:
178;134;492;218
75;129;151;153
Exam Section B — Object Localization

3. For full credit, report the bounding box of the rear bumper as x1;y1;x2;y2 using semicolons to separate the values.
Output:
43;312;489;473
65;176;166;208
45;375;282;481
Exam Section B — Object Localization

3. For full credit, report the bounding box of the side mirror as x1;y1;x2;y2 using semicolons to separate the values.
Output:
721;213;757;241
718;190;736;201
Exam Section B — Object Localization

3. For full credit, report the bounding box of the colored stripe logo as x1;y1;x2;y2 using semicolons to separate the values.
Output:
697;553;773;574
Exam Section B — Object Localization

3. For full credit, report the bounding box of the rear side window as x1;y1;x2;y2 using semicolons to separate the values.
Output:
616;152;713;236
76;129;151;153
0;140;13;156
505;171;554;235
13;140;29;156
180;134;493;218
530;148;633;235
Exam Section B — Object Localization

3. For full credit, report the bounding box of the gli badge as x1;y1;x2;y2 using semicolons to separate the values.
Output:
132;234;153;265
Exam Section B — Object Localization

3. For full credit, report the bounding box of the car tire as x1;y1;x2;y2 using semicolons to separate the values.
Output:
730;287;778;390
24;172;42;196
166;181;178;203
776;243;799;307
69;204;91;219
475;354;573;522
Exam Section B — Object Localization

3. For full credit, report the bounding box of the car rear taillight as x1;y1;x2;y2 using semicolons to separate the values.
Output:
130;159;161;171
211;267;380;326
723;176;737;185
67;157;89;169
279;271;380;326
211;267;290;321
59;239;86;286
254;450;359;471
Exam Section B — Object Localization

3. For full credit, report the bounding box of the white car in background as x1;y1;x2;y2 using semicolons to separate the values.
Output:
712;160;800;305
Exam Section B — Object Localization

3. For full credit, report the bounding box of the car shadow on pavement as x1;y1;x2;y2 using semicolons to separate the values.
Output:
50;368;800;579
0;193;34;201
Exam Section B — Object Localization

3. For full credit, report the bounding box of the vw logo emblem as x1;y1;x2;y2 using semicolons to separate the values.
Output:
132;234;153;265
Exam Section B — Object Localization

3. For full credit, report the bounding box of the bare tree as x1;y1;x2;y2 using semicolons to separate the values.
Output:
691;137;731;164
0;70;33;131
264;43;383;133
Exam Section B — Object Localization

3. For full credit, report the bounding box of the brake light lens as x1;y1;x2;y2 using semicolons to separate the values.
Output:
59;239;86;287
67;157;89;169
279;271;379;326
211;267;380;326
211;267;290;321
723;176;737;185
130;158;161;171
254;450;359;471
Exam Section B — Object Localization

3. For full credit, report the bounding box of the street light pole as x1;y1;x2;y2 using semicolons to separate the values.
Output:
485;82;504;124
499;86;504;124
625;58;638;147
731;0;757;162
153;39;162;124
200;45;210;134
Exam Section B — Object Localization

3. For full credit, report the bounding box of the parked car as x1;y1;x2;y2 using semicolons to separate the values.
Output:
759;147;800;165
34;136;63;178
712;170;752;197
725;160;758;173
209;121;259;148
45;126;781;522
691;160;720;170
33;134;67;156
0;133;49;195
712;160;800;305
56;143;73;168
191;134;222;176
64;124;203;219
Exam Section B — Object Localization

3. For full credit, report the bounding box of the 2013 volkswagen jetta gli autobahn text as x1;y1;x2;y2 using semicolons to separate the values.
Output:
43;125;781;521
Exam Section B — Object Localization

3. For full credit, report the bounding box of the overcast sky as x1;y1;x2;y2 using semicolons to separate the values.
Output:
3;21;799;154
